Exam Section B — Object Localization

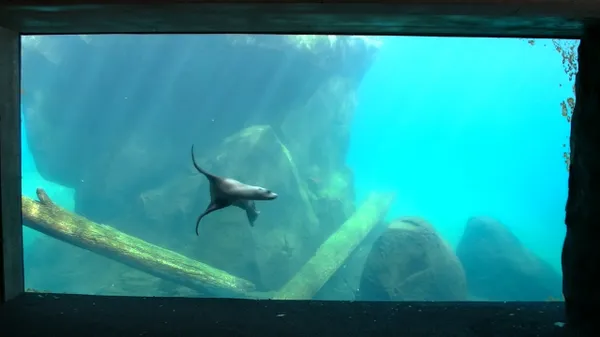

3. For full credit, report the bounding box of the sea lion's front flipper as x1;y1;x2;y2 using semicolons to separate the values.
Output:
233;200;259;227
245;208;259;227
195;200;231;236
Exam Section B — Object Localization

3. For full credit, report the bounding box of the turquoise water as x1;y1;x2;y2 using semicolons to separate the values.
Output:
348;37;572;272
21;35;573;300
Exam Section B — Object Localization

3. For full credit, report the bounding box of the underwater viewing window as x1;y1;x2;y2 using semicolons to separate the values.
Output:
3;2;599;337
19;34;576;303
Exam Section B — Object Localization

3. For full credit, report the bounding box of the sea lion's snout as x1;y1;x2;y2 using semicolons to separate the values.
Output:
257;187;278;200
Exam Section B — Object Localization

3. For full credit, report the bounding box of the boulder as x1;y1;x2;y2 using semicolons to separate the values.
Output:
357;217;468;301
456;216;562;301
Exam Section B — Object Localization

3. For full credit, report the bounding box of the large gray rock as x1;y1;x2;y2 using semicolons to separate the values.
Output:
456;216;562;301
358;217;468;301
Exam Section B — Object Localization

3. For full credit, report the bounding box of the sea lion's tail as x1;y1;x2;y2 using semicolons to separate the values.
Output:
191;144;214;178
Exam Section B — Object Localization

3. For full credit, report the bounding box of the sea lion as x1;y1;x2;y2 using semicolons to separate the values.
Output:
191;144;278;236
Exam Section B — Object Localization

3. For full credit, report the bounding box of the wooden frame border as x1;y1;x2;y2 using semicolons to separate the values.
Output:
0;0;593;305
0;26;22;303
0;1;599;38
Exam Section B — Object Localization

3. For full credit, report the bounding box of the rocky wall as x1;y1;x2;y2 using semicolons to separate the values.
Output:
21;34;381;295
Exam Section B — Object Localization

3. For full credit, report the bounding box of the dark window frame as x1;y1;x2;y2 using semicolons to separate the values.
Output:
0;1;590;334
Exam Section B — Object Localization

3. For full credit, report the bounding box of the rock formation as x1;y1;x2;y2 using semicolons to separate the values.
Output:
21;34;380;295
357;217;468;301
456;216;562;301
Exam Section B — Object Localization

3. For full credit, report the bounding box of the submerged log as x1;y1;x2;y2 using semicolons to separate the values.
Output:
22;188;256;296
274;192;395;300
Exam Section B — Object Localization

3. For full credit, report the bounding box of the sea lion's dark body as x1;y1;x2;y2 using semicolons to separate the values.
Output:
191;145;277;236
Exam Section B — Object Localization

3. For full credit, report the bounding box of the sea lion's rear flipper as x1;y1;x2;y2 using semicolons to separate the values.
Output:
195;200;231;236
191;144;218;181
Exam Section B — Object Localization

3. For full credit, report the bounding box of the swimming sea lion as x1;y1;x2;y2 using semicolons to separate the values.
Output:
191;144;278;236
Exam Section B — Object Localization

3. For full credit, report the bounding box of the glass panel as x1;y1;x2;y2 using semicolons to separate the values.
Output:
20;35;575;302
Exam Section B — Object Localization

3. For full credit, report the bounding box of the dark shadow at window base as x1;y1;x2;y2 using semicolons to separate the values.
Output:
0;293;565;337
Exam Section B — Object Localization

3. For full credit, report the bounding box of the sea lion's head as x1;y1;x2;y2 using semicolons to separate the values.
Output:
252;186;278;200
